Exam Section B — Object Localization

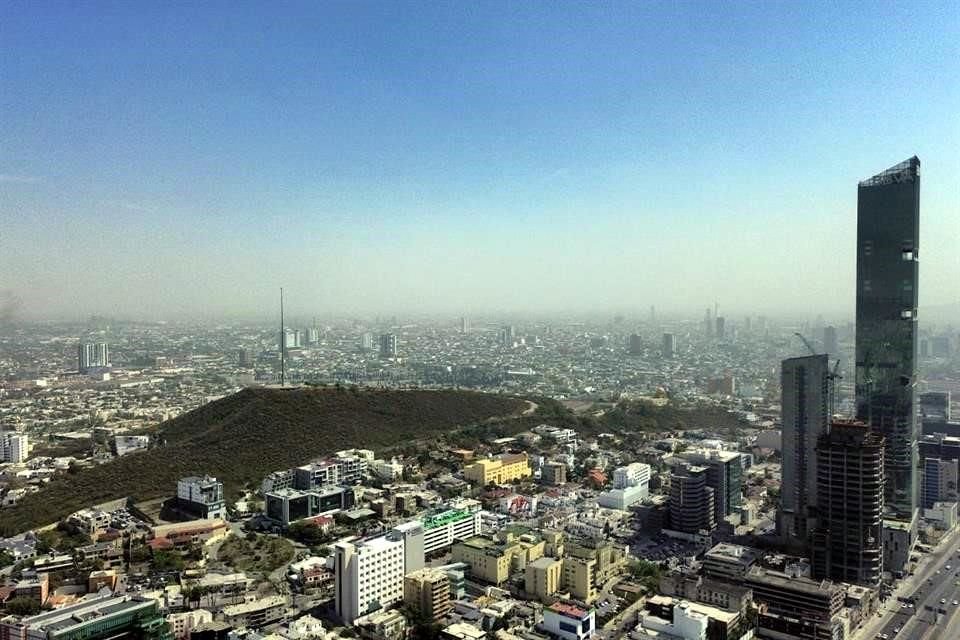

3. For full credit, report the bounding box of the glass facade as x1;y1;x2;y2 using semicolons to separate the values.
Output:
855;156;920;518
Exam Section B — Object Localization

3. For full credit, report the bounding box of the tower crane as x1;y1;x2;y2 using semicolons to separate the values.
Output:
794;333;843;417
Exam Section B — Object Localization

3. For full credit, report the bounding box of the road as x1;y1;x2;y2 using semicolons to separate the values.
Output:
857;526;960;640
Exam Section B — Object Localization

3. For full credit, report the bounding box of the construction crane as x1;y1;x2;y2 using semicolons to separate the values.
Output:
795;333;843;417
794;332;818;356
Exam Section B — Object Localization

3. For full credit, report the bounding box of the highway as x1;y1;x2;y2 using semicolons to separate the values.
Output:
868;537;960;640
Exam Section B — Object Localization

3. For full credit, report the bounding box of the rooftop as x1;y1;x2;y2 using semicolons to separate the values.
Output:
859;156;920;187
549;601;590;619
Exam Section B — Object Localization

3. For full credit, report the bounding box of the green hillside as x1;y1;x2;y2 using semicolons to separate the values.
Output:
0;386;526;535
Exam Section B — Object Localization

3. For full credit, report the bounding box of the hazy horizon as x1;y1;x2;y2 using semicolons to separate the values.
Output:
2;2;959;321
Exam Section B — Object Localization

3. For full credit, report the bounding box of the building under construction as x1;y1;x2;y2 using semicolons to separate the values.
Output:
811;420;884;586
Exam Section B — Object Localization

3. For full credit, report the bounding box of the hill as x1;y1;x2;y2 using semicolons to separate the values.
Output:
0;386;526;535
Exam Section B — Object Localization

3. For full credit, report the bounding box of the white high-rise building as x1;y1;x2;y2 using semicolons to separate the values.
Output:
0;432;28;463
334;523;423;624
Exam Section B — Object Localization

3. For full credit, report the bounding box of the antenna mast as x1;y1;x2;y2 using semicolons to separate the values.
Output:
280;287;285;386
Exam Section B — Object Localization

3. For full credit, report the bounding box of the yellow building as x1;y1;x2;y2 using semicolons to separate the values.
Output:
562;556;598;603
464;453;532;485
567;539;627;585
404;568;452;622
525;557;562;601
452;531;544;585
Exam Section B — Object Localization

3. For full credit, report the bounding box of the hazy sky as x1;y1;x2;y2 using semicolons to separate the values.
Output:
2;1;958;321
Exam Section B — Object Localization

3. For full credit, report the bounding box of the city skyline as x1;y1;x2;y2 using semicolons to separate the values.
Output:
2;2;959;320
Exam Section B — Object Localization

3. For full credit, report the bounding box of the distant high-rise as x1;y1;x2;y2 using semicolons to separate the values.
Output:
459;316;468;334
780;354;830;543
811;420;884;586
704;308;713;337
715;317;725;339
78;342;109;372
822;326;839;358
359;332;374;352
661;333;676;358
237;348;250;367
499;325;515;347
855;156;920;519
379;334;398;359
628;334;643;356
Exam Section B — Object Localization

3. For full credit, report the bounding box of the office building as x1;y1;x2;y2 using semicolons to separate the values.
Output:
628;334;643;356
920;391;951;422
451;531;544;585
668;465;716;535
265;486;354;525
715;317;725;339
811;420;884;586
236;348;250;367
744;567;844;640
855;156;920;518
525;556;562;601
677;450;742;522
77;342;109;372
638;598;713;640
0;432;28;463
499;325;515;347
662;333;676;358
176;476;226;520
598;463;651;510
420;508;482;555
404;568;451;623
779;354;830;543
922;457;958;509
293;461;340;490
305;327;320;345
702;543;757;583
822;326;839;358
0;594;172;640
335;449;373;484
542;461;568;486
379;334;398;359
539;602;595;640
463;452;531;485
334;525;423;624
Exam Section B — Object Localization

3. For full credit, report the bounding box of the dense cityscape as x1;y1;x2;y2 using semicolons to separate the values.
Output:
3;4;959;640
3;157;960;640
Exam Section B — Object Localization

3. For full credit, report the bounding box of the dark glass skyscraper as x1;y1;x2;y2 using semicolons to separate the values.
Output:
855;156;920;518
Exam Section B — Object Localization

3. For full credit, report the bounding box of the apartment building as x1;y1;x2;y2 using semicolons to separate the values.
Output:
463;453;532;485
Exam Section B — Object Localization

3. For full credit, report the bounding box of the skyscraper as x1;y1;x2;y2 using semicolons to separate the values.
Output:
780;354;830;544
822;326;838;358
715;317;725;339
661;333;676;358
704;308;713;337
379;334;398;359
855;156;920;519
78;342;109;372
811;420;884;586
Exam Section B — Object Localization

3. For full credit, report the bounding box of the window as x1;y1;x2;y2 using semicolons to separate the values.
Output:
901;310;914;319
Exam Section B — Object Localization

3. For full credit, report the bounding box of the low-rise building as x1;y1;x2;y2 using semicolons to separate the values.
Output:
176;476;226;520
167;610;213;640
221;595;287;629
0;595;172;640
702;543;757;583
744;567;844;640
539;601;595;640
464;453;532;485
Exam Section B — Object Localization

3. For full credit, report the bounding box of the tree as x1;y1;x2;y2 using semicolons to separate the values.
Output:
0;549;14;569
151;550;185;573
5;597;42;616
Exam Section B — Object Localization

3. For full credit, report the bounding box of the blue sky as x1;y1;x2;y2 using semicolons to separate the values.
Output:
2;1;958;320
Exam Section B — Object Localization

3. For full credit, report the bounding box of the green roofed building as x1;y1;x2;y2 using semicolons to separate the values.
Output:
0;595;172;640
